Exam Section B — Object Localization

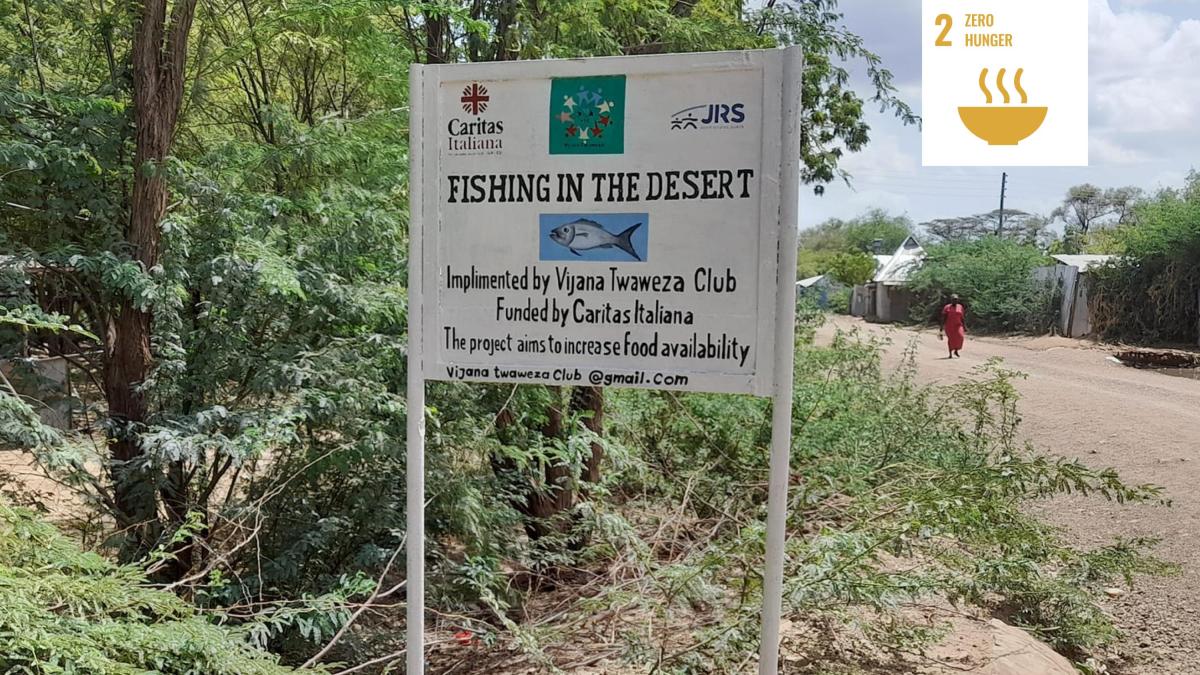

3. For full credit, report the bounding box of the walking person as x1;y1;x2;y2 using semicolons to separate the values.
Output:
939;294;967;359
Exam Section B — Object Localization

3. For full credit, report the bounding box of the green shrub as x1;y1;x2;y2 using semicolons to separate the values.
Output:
826;251;877;286
797;249;837;279
435;329;1168;672
1089;183;1200;344
907;237;1057;333
0;502;301;674
828;286;852;314
800;209;913;254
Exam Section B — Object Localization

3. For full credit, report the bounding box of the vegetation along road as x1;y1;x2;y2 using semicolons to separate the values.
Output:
820;315;1200;674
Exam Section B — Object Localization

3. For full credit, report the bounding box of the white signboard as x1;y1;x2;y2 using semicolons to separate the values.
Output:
408;48;802;675
411;50;790;395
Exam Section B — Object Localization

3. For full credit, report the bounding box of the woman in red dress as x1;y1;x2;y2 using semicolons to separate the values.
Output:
939;294;967;358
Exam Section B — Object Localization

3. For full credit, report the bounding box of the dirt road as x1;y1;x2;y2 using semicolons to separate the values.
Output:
817;316;1200;673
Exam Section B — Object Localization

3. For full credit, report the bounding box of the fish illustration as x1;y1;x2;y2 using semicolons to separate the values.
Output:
548;218;642;261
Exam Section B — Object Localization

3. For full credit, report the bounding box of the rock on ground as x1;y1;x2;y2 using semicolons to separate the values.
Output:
985;618;1078;675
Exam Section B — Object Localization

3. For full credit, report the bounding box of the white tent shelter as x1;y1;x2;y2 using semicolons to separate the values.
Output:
1032;254;1116;338
850;236;925;322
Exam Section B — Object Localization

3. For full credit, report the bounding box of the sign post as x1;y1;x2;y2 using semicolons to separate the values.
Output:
759;47;802;674
406;63;428;675
407;46;802;674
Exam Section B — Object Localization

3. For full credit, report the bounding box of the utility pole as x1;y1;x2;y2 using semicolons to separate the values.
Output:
997;171;1008;236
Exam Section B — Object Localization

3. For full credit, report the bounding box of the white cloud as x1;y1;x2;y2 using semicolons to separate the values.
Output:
805;0;1199;227
1089;0;1200;133
1117;0;1200;7
841;126;918;175
1090;134;1153;164
1147;168;1190;190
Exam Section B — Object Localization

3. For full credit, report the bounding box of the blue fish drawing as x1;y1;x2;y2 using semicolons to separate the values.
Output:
548;218;642;261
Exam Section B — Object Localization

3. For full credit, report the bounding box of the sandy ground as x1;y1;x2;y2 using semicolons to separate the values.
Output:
818;316;1200;674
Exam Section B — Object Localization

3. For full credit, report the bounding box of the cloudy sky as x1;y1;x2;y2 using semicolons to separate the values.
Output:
799;0;1200;230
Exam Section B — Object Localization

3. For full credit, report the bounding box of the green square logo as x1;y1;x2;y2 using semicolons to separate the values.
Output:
549;75;626;155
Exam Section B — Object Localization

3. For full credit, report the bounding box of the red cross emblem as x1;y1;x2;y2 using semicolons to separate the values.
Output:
461;83;489;115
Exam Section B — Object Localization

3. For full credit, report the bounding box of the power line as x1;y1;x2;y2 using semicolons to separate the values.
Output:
846;178;995;188
840;185;998;197
846;170;1001;182
848;178;995;188
852;174;992;180
848;180;995;190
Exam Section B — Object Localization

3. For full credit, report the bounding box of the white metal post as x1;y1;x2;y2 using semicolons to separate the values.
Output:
758;45;803;675
406;63;427;675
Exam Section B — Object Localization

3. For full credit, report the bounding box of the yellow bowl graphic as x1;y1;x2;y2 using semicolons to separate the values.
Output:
957;106;1048;145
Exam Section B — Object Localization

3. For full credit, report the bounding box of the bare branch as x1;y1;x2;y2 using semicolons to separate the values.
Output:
301;538;407;669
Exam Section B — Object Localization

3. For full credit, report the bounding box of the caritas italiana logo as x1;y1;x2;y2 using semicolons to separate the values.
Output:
460;82;489;115
448;82;503;156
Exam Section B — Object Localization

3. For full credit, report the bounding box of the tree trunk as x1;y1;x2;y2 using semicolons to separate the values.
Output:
106;0;197;561
21;0;46;96
492;386;605;542
424;14;451;64
105;305;159;550
571;386;604;484
525;388;573;534
488;0;518;61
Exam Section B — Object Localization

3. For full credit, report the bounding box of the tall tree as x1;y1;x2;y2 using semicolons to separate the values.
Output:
0;0;917;593
922;209;1051;248
108;0;197;558
1051;184;1142;235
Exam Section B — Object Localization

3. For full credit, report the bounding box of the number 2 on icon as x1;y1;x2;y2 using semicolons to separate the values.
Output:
935;14;952;46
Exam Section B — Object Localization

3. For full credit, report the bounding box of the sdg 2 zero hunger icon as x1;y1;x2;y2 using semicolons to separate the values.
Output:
921;0;1087;167
959;66;1045;146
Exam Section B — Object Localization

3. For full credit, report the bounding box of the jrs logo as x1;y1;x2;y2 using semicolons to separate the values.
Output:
670;103;746;130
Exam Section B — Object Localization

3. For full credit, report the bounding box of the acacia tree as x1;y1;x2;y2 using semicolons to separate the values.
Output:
108;0;199;561
1;0;914;588
922;209;1052;248
1049;184;1143;254
1052;184;1142;234
3;0;413;596
0;0;198;560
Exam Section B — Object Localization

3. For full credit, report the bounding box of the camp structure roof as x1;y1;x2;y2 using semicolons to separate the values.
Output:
1050;254;1116;272
873;236;925;285
796;274;827;289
